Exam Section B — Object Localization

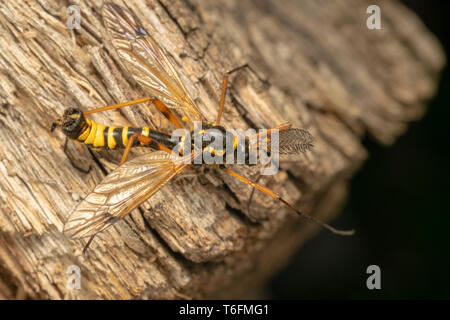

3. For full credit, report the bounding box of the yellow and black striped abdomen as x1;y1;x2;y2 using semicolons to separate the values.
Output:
77;118;153;149
55;107;178;150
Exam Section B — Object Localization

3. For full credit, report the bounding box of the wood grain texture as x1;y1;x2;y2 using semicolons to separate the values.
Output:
0;0;444;299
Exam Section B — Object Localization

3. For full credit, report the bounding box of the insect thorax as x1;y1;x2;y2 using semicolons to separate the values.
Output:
186;124;243;164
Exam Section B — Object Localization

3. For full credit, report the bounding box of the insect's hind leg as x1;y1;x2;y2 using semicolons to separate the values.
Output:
221;166;355;236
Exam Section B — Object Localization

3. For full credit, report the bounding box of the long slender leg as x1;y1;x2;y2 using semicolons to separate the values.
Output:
83;97;153;115
83;97;184;131
152;98;183;129
119;131;176;166
120;132;139;165
222;167;354;236
216;64;249;125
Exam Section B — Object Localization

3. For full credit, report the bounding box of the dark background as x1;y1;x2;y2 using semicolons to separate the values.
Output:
268;0;450;299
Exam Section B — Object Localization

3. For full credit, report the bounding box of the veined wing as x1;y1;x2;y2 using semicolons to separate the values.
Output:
248;126;314;155
63;151;188;239
102;2;205;129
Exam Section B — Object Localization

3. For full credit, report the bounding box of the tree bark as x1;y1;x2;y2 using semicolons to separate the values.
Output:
0;0;444;299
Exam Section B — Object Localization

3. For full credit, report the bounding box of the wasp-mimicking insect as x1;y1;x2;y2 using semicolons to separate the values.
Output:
51;2;354;253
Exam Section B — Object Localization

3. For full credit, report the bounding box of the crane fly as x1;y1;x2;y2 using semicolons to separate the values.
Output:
51;2;354;253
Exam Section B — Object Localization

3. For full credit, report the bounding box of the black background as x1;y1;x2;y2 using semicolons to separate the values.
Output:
268;0;450;299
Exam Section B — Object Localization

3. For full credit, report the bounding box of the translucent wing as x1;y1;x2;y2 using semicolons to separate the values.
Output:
63;151;186;239
102;2;205;129
248;127;314;155
276;128;314;154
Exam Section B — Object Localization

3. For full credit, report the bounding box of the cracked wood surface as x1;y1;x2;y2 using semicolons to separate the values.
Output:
0;0;444;299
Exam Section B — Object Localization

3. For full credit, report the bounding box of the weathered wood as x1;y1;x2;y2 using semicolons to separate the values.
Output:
0;0;444;299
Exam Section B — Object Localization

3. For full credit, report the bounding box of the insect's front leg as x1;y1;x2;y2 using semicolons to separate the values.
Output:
63;137;92;173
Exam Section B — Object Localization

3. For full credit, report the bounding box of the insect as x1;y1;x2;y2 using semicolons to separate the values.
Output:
51;2;354;253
